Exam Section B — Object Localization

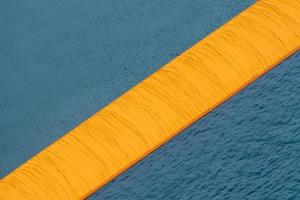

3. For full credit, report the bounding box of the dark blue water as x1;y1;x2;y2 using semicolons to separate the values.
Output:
90;52;300;199
2;0;300;199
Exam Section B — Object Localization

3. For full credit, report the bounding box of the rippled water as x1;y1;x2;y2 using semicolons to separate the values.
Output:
90;52;300;199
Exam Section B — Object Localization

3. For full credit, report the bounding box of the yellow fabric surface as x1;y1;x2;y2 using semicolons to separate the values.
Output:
1;1;299;199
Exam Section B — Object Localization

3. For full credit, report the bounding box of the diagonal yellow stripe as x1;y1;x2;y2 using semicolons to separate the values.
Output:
1;1;299;199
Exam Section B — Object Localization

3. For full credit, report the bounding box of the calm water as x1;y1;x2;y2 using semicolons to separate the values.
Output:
0;0;254;178
2;0;300;199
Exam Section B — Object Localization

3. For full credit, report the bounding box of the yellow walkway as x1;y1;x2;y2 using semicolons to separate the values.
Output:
1;1;299;199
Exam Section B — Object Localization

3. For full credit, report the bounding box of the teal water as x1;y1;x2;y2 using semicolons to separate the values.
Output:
2;0;300;199
0;0;254;179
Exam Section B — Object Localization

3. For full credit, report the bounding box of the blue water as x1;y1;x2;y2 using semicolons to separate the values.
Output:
90;52;300;199
2;0;300;199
